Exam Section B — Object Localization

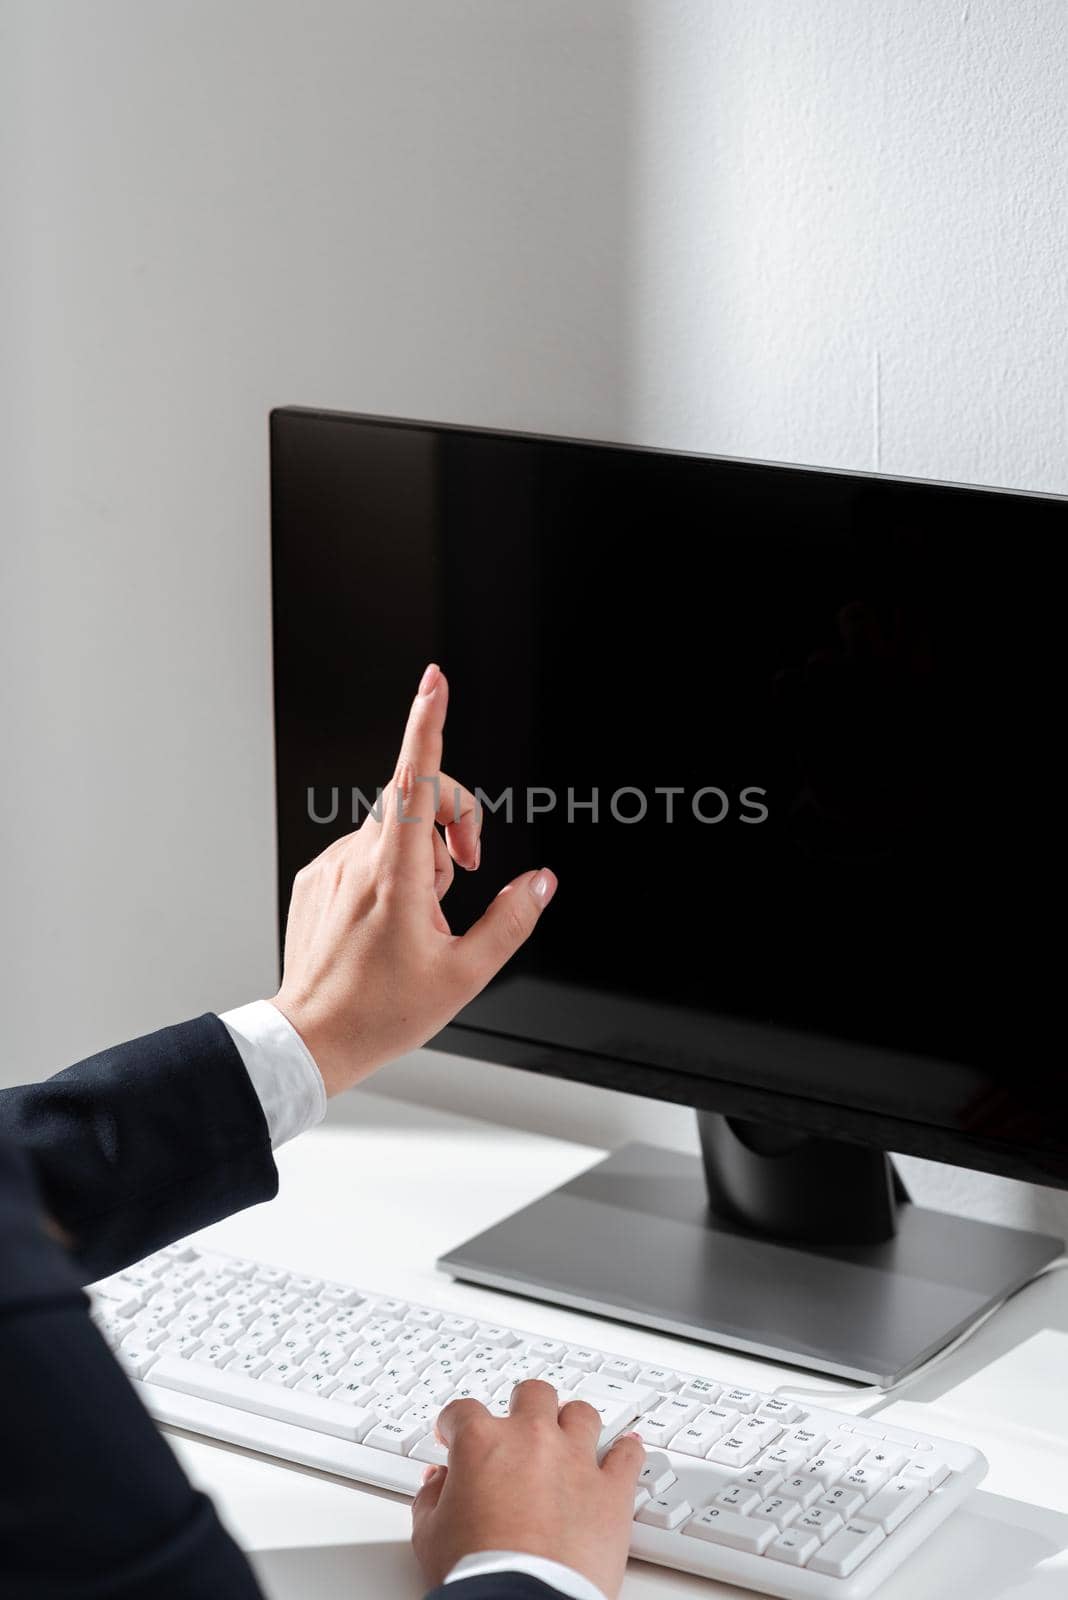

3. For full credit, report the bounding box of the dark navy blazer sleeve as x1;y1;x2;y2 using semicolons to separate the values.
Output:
0;1018;568;1600
0;1013;278;1281
0;1011;279;1598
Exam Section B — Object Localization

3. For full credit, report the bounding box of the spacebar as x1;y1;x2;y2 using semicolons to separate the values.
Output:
147;1356;375;1441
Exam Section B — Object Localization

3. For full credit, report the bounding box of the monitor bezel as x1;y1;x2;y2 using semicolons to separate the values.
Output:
270;404;1067;1192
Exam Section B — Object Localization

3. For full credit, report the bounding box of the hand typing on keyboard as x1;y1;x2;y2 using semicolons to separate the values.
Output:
270;662;558;1098
411;1380;644;1598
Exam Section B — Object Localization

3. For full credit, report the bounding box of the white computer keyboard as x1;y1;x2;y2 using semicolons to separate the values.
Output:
89;1244;986;1600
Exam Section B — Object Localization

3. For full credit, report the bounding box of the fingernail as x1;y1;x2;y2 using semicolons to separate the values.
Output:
474;838;481;870
529;868;557;905
418;662;440;697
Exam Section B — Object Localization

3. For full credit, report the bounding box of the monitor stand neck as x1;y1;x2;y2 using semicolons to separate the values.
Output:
698;1112;909;1246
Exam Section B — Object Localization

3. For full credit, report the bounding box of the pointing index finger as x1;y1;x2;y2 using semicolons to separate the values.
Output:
383;663;448;852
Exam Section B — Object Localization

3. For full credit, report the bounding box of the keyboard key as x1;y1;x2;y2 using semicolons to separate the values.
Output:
756;1398;803;1425
148;1355;377;1440
334;1379;376;1405
500;1356;546;1384
842;1464;888;1499
232;1352;271;1379
444;1381;493;1405
154;1331;203;1360
637;1366;680;1391
428;1334;476;1360
670;1423;725;1458
191;1342;235;1369
439;1315;476;1337
794;1505;844;1543
571;1393;642;1449
320;1283;363;1307
719;1386;763;1414
467;1345;507;1368
765;1527;820;1566
778;1474;825;1509
808;1518;886;1577
651;1397;700;1428
804;1454;844;1487
739;1465;783;1497
859;1446;908;1478
363;1419;424;1455
902;1456;950;1489
411;1434;449;1465
762;1442;811;1473
296;1371;339;1398
751;1495;800;1531
633;1487;651;1517
373;1392;415;1421
678;1377;719;1404
638;1453;676;1496
90;1283;143;1318
477;1325;518;1349
305;1342;355;1376
863;1478;929;1531
683;1507;775;1554
409;1374;455;1403
636;1495;693;1531
632;1415;677;1448
564;1347;603;1372
707;1431;762;1467
735;1416;782;1449
116;1339;158;1379
715;1484;761;1515
341;1353;385;1384
786;1425;828;1455
598;1357;640;1382
287;1276;322;1296
528;1339;566;1362
819;1485;865;1519
261;1362;303;1388
577;1373;659;1411
822;1433;867;1466
687;1404;737;1442
252;1266;289;1287
539;1364;583;1391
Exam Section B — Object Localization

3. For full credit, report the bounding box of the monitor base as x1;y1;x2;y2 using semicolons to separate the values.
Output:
437;1141;1063;1385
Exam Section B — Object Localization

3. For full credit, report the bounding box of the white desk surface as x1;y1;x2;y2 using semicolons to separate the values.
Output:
171;1090;1068;1600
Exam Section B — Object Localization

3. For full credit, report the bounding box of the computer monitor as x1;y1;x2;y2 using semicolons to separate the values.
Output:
270;405;1066;1384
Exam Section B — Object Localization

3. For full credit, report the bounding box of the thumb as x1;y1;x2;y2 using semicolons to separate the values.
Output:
600;1432;644;1490
455;868;558;992
412;1464;448;1532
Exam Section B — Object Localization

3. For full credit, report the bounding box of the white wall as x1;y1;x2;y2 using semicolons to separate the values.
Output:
2;1;1066;1234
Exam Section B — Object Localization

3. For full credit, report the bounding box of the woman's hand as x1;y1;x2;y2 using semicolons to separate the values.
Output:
269;663;556;1096
412;1381;644;1599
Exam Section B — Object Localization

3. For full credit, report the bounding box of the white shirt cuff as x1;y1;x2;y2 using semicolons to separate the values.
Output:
218;1000;327;1150
444;1552;607;1600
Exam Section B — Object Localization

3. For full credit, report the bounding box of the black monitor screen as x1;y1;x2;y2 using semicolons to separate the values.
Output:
271;409;1066;1187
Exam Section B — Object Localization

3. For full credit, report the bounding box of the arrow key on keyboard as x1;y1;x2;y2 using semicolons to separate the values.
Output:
638;1453;676;1496
636;1495;693;1531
